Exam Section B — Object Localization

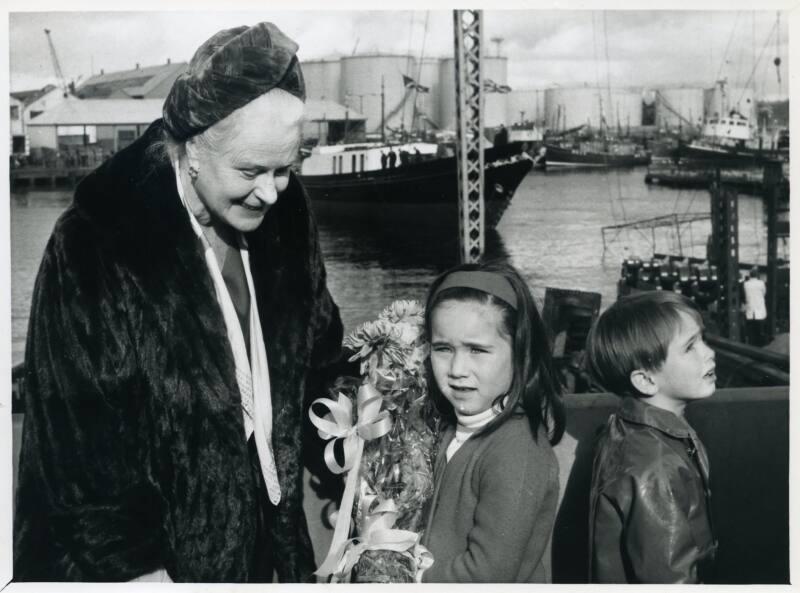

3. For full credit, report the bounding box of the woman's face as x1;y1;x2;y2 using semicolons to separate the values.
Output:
430;299;513;417
186;90;303;233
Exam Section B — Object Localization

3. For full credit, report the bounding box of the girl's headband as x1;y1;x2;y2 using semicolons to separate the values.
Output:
432;271;518;310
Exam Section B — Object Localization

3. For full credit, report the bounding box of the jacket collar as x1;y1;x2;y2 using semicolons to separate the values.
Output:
618;396;692;439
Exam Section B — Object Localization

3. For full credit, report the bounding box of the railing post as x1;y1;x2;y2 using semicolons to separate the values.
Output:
762;161;781;340
710;169;740;340
453;9;484;263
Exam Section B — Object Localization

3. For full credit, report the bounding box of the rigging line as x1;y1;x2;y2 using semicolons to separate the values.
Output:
591;12;603;90
732;26;748;91
735;20;779;105
411;11;431;132
602;12;613;131
602;12;628;223
406;12;415;71
715;11;742;83
669;183;687;216
401;12;416;133
591;12;619;226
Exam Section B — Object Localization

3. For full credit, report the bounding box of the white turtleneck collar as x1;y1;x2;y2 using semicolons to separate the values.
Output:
446;405;502;462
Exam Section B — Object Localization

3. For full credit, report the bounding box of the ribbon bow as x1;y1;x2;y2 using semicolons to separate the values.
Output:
309;383;394;577
332;496;434;582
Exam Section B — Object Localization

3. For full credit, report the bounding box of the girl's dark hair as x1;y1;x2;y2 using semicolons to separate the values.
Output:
424;261;565;445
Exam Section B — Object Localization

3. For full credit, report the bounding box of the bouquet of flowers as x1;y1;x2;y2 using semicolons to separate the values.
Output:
309;300;439;583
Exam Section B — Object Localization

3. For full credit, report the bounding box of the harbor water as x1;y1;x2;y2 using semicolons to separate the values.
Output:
11;167;782;365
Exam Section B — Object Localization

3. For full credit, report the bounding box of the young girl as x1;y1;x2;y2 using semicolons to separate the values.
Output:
420;261;565;583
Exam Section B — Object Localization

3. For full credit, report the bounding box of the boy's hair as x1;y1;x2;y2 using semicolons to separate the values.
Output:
586;291;703;397
424;260;566;445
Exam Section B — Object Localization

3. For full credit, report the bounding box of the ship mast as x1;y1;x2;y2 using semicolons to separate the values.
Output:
381;76;386;144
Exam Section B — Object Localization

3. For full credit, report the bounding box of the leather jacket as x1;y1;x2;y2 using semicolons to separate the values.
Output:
588;397;717;583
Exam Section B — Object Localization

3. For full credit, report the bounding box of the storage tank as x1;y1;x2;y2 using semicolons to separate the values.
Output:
438;56;509;130
544;87;644;132
438;57;456;130
341;54;417;134
605;88;644;131
302;59;342;103
483;56;508;127
655;87;705;130
704;85;755;122
544;87;603;131
506;89;546;126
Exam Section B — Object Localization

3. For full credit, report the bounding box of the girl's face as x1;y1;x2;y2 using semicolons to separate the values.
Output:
430;300;513;417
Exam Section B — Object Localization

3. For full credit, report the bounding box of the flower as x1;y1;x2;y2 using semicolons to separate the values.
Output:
318;299;439;583
379;300;425;326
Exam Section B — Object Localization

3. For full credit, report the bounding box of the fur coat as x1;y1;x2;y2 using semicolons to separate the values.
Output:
13;120;343;582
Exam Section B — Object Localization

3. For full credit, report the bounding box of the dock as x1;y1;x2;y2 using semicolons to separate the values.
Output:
11;165;95;189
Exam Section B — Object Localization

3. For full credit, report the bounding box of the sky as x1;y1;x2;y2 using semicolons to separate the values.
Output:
7;6;794;100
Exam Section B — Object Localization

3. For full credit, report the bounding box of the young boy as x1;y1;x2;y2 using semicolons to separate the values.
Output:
586;291;717;583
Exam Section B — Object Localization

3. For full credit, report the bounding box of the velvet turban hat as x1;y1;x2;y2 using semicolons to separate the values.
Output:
162;22;306;142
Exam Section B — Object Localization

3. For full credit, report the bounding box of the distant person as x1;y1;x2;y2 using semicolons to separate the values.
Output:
494;124;509;147
586;292;717;583
413;147;422;163
743;268;767;346
380;150;388;169
388;149;397;169
399;149;410;166
14;22;343;583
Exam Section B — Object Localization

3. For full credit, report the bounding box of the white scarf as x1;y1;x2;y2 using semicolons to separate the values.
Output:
172;161;281;505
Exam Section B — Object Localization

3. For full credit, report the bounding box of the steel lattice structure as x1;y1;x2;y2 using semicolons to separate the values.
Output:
453;10;485;263
710;175;740;340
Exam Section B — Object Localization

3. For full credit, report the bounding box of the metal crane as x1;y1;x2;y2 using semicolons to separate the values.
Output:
44;28;69;97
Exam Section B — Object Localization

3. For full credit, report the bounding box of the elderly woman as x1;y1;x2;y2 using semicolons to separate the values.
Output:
14;23;342;583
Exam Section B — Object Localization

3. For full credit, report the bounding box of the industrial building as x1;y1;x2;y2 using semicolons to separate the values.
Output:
24;98;164;153
9;84;69;155
653;87;706;131
301;53;514;133
10;51;782;156
75;61;188;99
299;54;707;136
542;86;645;132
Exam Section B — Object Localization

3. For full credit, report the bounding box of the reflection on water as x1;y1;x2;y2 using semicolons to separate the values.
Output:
11;168;780;363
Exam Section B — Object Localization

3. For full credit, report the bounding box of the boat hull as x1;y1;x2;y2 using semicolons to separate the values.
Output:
300;149;533;233
679;141;789;168
542;144;651;168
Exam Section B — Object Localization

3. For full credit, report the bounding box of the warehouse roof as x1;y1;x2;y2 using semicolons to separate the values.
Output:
26;98;164;126
77;62;188;99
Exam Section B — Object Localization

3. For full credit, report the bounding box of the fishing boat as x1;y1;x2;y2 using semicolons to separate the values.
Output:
540;139;652;169
299;141;533;233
